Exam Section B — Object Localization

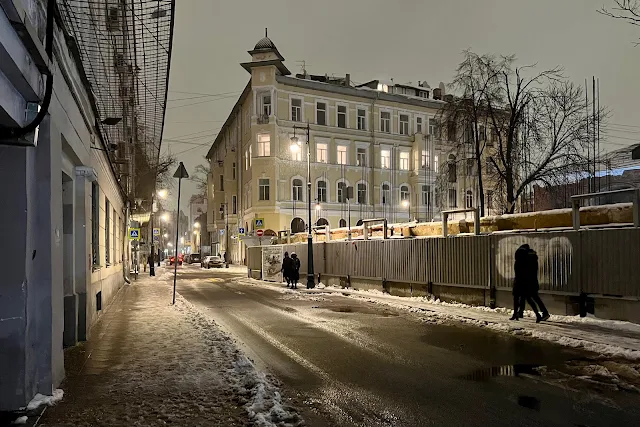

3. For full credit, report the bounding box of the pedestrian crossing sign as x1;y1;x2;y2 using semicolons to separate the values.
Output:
254;218;264;228
129;228;140;240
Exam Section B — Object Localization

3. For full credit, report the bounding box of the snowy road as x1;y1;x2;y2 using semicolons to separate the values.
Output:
177;265;640;427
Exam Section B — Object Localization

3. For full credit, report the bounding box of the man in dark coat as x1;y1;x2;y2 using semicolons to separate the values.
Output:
290;253;300;289
281;252;292;287
511;244;547;322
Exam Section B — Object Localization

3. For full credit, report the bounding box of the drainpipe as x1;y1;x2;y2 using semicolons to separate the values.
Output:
123;201;131;284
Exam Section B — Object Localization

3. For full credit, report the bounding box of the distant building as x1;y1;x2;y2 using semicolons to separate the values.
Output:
206;33;494;263
189;194;208;231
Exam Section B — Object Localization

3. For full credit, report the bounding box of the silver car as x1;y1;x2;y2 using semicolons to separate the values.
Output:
201;255;224;268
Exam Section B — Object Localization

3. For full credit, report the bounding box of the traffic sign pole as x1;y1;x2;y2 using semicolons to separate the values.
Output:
172;162;189;305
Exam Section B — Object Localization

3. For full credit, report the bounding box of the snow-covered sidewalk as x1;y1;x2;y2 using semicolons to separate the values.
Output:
38;268;303;427
236;277;640;361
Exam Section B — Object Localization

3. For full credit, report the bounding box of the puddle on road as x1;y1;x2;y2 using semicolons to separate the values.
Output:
326;305;399;317
463;364;542;381
517;395;541;411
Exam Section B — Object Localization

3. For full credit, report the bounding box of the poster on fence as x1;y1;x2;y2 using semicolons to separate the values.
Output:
262;246;283;282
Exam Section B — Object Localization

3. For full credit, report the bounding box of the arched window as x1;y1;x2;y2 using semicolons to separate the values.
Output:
316;218;329;227
357;183;367;204
465;190;474;208
264;229;277;237
400;185;409;202
317;180;327;202
339;219;347;228
337;181;348;203
292;178;303;201
381;183;390;204
291;218;305;233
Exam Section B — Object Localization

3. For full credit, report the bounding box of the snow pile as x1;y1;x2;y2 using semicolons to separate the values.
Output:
11;416;27;425
26;389;63;410
175;295;304;426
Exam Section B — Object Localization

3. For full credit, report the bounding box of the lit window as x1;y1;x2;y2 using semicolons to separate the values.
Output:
381;149;390;169
291;98;302;122
337;146;347;165
259;179;270;201
400;151;409;170
421;150;429;169
316;102;326;125
316;143;328;163
357;108;366;130
434;154;439;171
416;116;423;134
400;185;409;202
400;114;409;135
257;134;270;156
381;111;391;133
337;105;347;128
292;179;303;201
356;147;367;166
317;180;327;202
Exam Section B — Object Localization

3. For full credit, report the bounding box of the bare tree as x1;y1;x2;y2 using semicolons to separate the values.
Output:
190;159;209;195
437;50;510;216
599;1;640;44
483;62;602;213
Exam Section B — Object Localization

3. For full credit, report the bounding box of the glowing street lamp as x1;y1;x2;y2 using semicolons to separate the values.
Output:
402;199;410;208
157;189;168;199
161;213;169;222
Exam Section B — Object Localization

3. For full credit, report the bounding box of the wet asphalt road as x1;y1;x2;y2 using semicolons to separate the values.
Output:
175;265;640;427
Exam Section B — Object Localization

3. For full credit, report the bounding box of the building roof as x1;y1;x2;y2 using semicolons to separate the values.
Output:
254;36;276;50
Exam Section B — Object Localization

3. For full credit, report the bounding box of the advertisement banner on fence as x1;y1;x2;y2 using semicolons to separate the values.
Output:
261;245;283;283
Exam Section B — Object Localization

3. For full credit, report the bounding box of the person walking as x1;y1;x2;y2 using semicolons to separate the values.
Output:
511;244;545;323
281;251;292;288
525;245;550;322
290;253;300;289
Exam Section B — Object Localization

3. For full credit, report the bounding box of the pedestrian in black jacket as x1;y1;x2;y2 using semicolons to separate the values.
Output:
281;252;292;287
511;244;548;323
290;253;300;289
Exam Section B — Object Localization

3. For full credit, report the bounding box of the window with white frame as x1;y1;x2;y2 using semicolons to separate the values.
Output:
381;183;390;204
380;111;391;133
260;93;271;116
316;142;328;163
421;150;429;169
337;182;347;203
292;179;303;201
291;98;302;122
429;118;437;136
465;190;474;208
337;145;347;165
317;180;327;202
434;154;439;172
337;104;347;128
356;147;367;167
357;108;366;130
416;116;423;134
316;102;327;125
381;149;390;169
258;178;269;201
399;114;409;135
257;134;270;156
400;151;409;170
400;185;409;202
422;185;431;206
357;183;367;204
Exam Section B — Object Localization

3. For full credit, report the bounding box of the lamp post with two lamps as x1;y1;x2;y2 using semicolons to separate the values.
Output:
289;122;315;289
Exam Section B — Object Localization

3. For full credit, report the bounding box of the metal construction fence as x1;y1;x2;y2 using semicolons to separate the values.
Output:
248;228;640;298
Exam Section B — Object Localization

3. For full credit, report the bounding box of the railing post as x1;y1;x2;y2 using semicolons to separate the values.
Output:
383;219;388;239
572;199;581;231
325;225;331;241
474;207;480;235
634;189;640;228
363;223;368;240
442;212;449;237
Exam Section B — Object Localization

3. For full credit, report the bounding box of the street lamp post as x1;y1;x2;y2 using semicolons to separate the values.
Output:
290;122;315;289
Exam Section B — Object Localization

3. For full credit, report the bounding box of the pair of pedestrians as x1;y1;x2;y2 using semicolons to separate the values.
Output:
511;244;550;323
281;252;300;289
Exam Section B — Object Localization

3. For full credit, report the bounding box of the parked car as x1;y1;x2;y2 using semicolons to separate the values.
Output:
169;255;183;266
202;255;224;268
189;253;201;264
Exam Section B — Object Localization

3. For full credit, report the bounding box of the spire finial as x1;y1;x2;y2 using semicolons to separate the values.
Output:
265;28;268;37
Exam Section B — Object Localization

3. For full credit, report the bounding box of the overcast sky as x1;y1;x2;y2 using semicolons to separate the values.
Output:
162;0;640;207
